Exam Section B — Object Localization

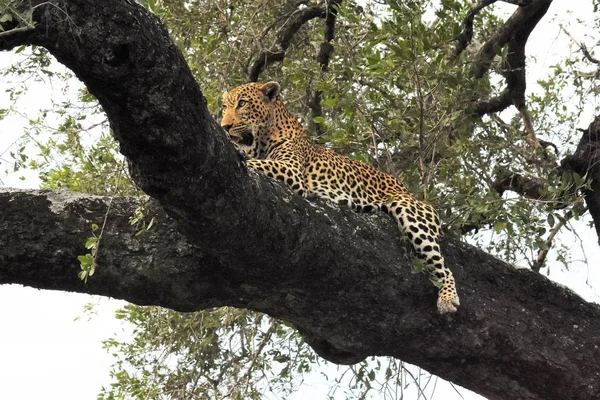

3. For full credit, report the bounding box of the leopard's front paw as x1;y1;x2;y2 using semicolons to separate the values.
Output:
437;292;460;314
234;146;251;161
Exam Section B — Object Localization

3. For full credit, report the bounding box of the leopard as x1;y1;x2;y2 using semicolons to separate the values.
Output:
220;81;460;313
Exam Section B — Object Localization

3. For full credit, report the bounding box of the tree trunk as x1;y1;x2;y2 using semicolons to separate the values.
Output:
1;1;600;399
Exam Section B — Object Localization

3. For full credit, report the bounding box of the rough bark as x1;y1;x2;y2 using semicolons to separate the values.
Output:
1;1;600;400
3;187;600;400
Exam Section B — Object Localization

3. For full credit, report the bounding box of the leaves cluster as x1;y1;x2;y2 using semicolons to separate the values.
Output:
97;306;315;400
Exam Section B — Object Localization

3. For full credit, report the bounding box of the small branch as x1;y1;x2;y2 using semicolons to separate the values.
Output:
414;65;426;178
533;204;588;272
561;26;600;65
242;319;278;397
538;138;559;155
248;3;327;82
308;0;341;136
356;77;401;108
469;0;550;158
0;24;35;37
519;106;541;149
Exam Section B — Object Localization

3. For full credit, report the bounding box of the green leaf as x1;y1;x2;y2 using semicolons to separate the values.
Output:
321;98;338;109
0;13;13;23
78;254;91;266
85;237;98;249
547;213;555;227
493;43;503;57
493;221;507;233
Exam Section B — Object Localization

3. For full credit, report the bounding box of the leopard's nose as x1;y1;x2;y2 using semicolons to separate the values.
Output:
221;123;233;133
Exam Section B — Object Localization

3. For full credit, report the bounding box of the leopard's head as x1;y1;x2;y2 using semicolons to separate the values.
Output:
221;81;280;159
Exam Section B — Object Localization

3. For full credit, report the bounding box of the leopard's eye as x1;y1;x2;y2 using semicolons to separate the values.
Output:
237;100;247;108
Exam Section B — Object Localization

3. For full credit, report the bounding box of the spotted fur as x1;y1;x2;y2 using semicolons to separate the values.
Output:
221;81;460;313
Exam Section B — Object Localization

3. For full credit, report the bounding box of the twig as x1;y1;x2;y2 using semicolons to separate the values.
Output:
0;24;35;37
242;320;278;397
519;106;541;149
560;25;600;65
533;203;588;272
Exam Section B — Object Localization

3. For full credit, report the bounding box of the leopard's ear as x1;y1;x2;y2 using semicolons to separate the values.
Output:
222;91;229;102
260;81;280;103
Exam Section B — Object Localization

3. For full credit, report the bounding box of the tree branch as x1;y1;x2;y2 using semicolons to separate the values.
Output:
471;0;552;79
474;89;512;116
308;0;341;136
453;0;496;57
533;203;588;272
2;2;600;399
561;26;600;65
248;2;327;82
2;188;600;400
491;171;547;199
561;117;600;244
471;0;552;133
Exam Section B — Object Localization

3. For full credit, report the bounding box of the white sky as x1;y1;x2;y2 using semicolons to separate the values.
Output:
0;2;599;399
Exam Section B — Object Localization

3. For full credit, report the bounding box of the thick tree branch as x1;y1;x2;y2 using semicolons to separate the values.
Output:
2;188;600;400
0;189;226;309
2;2;600;399
454;0;536;58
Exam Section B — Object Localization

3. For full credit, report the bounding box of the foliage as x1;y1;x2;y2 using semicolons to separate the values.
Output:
0;0;35;36
96;306;316;400
2;0;600;399
79;222;100;282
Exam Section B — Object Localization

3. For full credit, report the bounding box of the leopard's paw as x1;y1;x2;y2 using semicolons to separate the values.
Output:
437;293;460;314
